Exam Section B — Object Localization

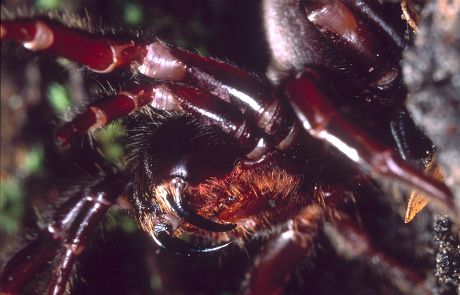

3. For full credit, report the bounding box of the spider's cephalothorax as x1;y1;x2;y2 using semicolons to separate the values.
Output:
1;1;459;295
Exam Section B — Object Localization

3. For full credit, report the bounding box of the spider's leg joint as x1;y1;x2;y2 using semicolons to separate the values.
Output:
92;41;136;74
139;41;187;80
23;21;54;51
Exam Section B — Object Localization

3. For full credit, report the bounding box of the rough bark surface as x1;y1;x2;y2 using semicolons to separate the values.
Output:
403;0;460;211
403;2;460;293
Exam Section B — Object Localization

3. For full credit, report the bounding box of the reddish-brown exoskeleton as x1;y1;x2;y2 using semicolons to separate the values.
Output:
1;1;458;295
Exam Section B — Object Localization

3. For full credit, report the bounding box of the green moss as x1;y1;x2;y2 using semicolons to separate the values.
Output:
124;3;144;26
105;207;137;233
47;82;71;115
22;145;44;174
0;178;24;235
94;123;126;166
35;0;61;10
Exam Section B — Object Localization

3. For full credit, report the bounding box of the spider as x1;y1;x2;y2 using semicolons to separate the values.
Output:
1;1;459;295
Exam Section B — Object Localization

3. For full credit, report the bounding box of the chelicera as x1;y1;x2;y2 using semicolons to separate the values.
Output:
1;1;458;294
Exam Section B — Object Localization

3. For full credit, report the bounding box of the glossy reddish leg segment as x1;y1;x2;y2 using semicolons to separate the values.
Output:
55;85;177;149
168;49;298;145
0;19;145;73
168;85;260;151
286;72;457;219
0;176;122;295
243;205;324;295
0;234;60;293
168;46;271;109
47;191;113;295
244;231;306;295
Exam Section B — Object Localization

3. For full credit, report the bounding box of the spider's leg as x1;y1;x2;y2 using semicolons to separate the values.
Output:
1;229;61;293
391;108;417;161
1;19;146;74
1;17;290;134
0;17;261;86
242;205;324;295
0;187;91;293
325;215;432;295
390;107;432;162
0;175;123;295
54;85;182;149
47;180;122;295
2;16;299;157
286;72;458;220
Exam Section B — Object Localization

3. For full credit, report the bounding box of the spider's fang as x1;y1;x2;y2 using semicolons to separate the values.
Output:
152;226;232;254
164;177;236;232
